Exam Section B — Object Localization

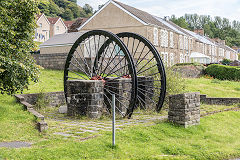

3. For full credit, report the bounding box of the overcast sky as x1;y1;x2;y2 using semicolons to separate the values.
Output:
77;0;240;21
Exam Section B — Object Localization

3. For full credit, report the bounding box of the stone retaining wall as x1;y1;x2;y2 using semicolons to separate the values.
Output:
32;53;68;70
17;92;65;107
200;95;240;105
15;94;48;132
172;65;205;78
168;92;200;128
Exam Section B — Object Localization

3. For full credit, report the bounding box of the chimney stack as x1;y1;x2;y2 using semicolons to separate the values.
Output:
194;29;204;36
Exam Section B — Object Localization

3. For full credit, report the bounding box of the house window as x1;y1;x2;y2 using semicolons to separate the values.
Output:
161;52;168;66
39;23;42;28
160;29;164;47
180;54;184;63
153;27;158;46
208;45;211;55
160;30;168;47
184;36;188;50
164;30;168;47
179;35;183;49
226;51;230;59
56;26;59;31
115;45;124;56
170;53;174;66
170;32;174;48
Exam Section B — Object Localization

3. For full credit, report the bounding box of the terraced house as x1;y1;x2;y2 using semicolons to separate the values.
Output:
76;0;238;65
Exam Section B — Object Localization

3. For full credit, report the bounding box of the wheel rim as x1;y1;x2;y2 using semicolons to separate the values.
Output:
64;30;137;117
117;32;166;113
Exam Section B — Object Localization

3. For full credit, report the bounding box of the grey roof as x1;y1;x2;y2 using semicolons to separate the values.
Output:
113;0;165;27
182;29;215;45
40;32;86;48
154;16;186;35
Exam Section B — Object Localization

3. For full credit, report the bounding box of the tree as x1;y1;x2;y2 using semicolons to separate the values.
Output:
0;0;40;95
68;0;77;3
62;8;74;20
83;4;93;15
171;17;190;30
67;2;81;18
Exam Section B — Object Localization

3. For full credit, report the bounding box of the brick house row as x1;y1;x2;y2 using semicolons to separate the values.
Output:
77;0;238;65
40;0;238;66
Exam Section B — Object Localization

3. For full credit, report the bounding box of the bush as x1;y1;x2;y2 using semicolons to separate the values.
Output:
221;58;232;65
205;64;240;81
174;62;203;67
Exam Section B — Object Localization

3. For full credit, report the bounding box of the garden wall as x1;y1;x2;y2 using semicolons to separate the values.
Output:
15;92;65;107
200;95;240;105
32;53;68;70
172;65;205;78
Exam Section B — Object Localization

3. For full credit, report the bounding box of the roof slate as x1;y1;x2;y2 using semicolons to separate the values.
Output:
47;17;60;24
40;32;86;48
113;0;164;27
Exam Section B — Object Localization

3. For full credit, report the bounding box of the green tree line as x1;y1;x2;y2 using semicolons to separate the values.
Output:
170;14;240;47
38;0;93;20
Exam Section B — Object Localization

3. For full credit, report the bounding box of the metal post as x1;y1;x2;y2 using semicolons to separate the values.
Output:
112;94;116;147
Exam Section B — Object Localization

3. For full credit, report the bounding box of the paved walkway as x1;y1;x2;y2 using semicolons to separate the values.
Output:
42;108;167;139
0;141;31;148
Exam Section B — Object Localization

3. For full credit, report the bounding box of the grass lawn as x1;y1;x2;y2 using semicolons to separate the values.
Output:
0;99;240;160
185;78;240;98
0;69;240;159
24;69;240;98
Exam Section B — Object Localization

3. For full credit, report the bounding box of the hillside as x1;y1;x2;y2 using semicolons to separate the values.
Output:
170;14;240;47
38;0;93;20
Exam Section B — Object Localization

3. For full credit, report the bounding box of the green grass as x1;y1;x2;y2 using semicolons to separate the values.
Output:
0;69;240;159
185;77;240;97
23;69;64;94
24;69;240;98
0;96;40;142
0;108;240;159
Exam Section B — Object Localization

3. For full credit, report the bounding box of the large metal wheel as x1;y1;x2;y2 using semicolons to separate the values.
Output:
64;30;137;117
117;32;166;114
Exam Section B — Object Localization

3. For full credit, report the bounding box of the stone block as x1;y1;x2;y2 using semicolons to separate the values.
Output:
168;92;200;128
66;80;104;119
59;105;67;114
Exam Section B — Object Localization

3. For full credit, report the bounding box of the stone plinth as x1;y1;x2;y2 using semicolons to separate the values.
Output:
168;92;200;128
104;77;131;115
137;76;154;110
66;80;104;119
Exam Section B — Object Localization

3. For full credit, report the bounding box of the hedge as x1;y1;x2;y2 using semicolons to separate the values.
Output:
174;62;203;66
205;64;240;81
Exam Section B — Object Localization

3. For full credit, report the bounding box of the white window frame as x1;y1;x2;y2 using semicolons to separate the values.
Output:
170;53;174;66
164;30;168;47
56;26;60;31
153;27;158;46
161;52;168;66
170;32;174;48
180;53;184;63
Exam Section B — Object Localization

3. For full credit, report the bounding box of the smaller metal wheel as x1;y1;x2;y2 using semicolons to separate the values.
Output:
117;32;166;115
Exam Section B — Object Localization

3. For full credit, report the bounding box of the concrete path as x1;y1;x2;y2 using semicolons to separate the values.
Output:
0;141;31;148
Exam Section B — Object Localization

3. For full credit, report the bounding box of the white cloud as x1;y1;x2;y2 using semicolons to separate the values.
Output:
77;0;240;21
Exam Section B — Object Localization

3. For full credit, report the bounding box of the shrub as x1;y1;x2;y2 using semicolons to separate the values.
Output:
174;62;203;67
221;58;232;65
34;91;50;110
205;64;240;81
